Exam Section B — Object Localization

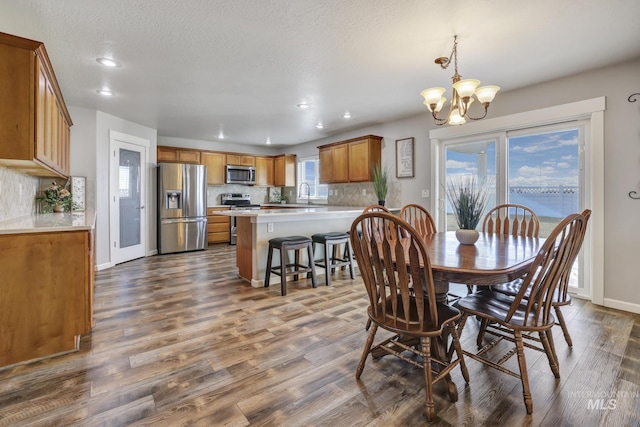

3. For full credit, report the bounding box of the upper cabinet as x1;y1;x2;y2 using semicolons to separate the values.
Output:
201;152;226;185
157;147;200;164
274;154;296;187
255;156;274;186
226;154;255;167
318;135;382;184
0;32;72;178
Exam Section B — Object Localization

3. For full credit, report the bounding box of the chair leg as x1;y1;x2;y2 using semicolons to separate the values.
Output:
540;329;560;378
324;242;331;286
514;330;533;414
279;247;287;296
466;285;474;294
365;319;372;331
264;244;273;288
345;240;355;279
421;336;436;423
356;323;377;379
294;248;300;282
554;305;573;347
449;323;469;383
306;242;318;288
477;318;489;348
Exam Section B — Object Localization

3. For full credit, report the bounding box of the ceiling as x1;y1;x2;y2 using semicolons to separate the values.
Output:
2;0;640;147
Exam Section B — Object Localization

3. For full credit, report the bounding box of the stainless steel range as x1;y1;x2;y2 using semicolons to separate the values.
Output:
221;193;261;245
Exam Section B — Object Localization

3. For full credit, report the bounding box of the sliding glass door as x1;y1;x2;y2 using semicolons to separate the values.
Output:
440;121;587;293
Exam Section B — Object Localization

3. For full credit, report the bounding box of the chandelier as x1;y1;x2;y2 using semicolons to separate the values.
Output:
421;35;500;126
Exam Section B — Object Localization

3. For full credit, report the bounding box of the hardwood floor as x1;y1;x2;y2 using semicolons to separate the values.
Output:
1;245;638;426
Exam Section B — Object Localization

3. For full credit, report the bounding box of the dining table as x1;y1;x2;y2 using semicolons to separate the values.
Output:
420;231;543;303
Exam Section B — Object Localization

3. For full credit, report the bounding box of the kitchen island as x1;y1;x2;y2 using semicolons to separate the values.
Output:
218;206;369;287
0;210;96;369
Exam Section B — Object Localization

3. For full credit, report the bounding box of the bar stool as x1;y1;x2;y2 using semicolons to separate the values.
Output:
265;236;317;296
311;232;355;286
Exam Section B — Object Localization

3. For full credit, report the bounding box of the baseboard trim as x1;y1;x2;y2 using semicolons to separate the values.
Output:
96;262;114;271
603;298;640;315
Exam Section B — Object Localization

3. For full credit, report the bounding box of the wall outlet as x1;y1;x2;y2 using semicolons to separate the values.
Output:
362;189;366;196
421;189;430;198
267;223;274;232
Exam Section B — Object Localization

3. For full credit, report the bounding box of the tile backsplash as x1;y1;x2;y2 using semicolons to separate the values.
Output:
0;166;39;222
328;182;401;208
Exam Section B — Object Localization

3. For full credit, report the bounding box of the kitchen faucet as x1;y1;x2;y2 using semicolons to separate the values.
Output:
298;182;311;205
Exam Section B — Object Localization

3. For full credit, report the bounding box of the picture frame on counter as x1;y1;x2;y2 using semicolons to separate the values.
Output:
396;137;414;178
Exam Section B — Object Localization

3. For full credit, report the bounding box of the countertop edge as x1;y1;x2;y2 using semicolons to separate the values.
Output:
0;209;97;235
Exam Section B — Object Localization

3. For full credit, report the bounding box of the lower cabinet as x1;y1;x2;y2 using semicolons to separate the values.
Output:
207;207;230;243
0;229;94;368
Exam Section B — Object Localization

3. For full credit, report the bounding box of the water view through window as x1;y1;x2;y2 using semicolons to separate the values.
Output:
445;128;581;237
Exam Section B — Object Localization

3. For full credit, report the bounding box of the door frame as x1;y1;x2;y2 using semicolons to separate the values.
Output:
109;130;150;265
429;97;605;304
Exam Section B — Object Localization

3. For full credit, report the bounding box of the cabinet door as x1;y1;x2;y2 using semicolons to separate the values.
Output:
319;147;333;183
274;155;296;187
178;150;200;164
333;145;349;183
201;152;226;185
157;146;179;162
255;156;274;186
347;139;370;182
227;154;255;166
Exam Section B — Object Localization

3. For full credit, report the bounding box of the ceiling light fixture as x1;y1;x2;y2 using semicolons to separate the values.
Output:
420;35;500;126
297;102;310;109
218;131;225;139
96;89;114;96
265;137;271;145
96;57;119;67
315;122;324;129
342;111;351;119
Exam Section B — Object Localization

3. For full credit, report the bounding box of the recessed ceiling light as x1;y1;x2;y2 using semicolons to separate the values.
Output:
96;57;119;67
96;89;114;96
342;111;351;119
218;131;225;139
315;122;325;129
297;102;310;109
266;137;271;145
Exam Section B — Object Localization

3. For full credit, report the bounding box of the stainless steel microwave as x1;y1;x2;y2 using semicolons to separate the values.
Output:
226;164;256;185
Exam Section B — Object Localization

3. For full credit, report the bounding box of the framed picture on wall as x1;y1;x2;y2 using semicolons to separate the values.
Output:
396;137;414;178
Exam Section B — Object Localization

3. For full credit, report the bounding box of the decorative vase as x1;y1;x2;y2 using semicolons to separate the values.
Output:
378;200;385;207
455;229;479;245
53;203;65;213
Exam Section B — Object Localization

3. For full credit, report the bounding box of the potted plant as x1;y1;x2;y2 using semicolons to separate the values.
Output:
372;162;388;206
36;181;73;213
446;176;491;244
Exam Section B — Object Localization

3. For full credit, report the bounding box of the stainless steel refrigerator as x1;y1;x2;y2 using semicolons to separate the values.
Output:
157;163;207;254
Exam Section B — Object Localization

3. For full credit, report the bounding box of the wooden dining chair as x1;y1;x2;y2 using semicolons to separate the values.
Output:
456;212;585;415
483;203;540;238
362;204;391;213
400;204;437;238
493;209;591;346
350;212;469;422
465;203;541;294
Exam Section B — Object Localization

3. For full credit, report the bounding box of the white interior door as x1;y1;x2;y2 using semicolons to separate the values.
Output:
109;131;149;265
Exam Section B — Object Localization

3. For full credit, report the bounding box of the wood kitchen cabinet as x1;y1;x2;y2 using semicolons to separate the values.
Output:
201;151;226;185
0;32;72;178
207;207;230;243
0;229;94;368
319;144;348;184
226;154;255;167
274;154;296;187
255;156;274;186
157;146;200;164
318;135;382;183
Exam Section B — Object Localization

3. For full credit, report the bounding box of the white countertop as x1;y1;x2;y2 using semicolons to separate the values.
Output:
216;205;400;224
0;209;97;234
